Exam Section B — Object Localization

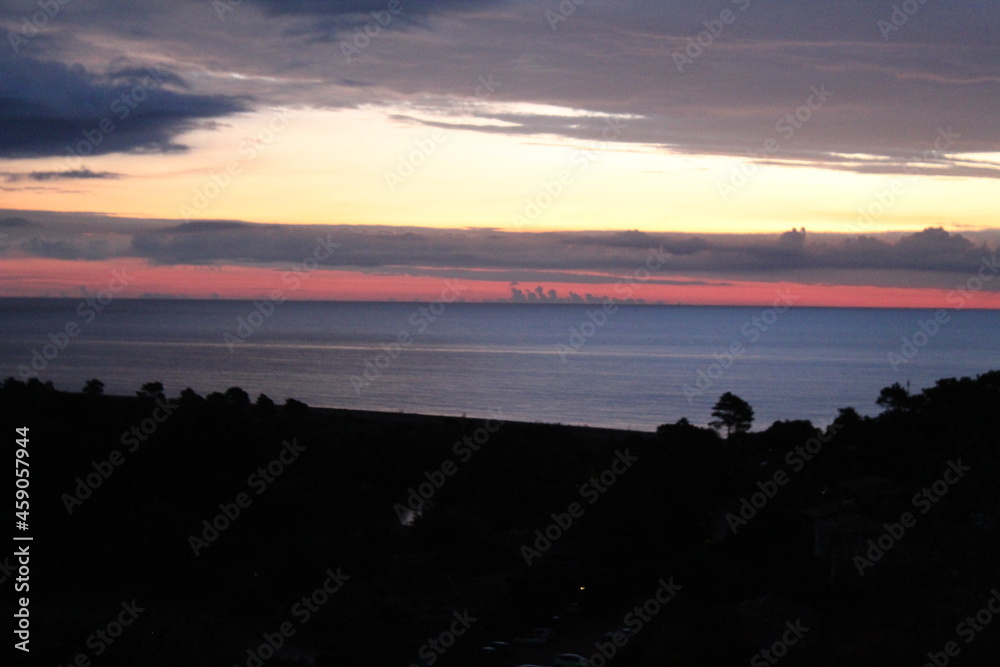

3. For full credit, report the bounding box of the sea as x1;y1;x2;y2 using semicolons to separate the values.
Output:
1;298;997;431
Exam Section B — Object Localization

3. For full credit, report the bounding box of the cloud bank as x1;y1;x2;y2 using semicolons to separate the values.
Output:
1;212;996;292
0;52;247;158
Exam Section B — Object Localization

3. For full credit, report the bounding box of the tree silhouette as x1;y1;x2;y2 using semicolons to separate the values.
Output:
709;392;754;438
255;393;276;415
82;378;105;396
833;406;863;428
224;386;251;409
138;381;165;400
284;397;309;417
178;387;204;407
876;382;916;413
27;378;54;393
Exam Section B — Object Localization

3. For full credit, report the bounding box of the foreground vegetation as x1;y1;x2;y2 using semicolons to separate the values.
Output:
2;371;999;666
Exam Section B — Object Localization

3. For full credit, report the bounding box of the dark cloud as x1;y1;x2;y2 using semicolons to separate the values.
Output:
2;169;121;182
130;221;333;265
1;0;997;177
2;212;995;291
231;0;498;44
753;155;1000;181
104;65;189;90
319;0;1000;174
245;0;488;17
0;53;247;158
20;237;120;261
123;224;1000;288
166;220;261;233
567;231;711;255
0;216;38;228
0;185;86;194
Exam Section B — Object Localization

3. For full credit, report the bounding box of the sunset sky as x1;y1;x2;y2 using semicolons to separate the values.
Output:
1;0;998;306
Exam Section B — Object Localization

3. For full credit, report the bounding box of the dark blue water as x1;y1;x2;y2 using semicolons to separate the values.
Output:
1;298;997;431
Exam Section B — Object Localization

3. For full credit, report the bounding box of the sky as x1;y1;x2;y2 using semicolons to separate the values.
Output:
0;0;998;306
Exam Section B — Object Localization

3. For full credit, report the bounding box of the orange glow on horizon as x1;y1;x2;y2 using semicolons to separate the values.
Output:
1;257;999;309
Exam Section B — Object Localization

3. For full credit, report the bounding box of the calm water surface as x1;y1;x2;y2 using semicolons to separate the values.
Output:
1;299;997;431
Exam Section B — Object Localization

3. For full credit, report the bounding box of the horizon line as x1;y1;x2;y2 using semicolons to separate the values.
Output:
2;295;999;311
